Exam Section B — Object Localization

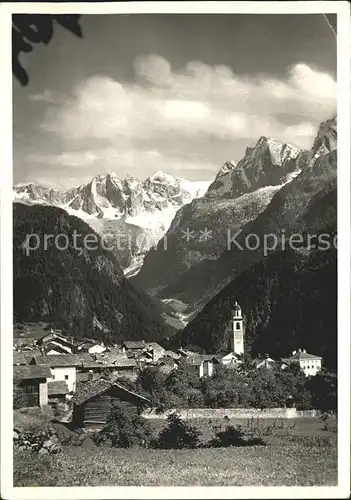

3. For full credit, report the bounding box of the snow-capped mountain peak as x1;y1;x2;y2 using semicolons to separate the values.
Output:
206;135;305;200
13;171;213;276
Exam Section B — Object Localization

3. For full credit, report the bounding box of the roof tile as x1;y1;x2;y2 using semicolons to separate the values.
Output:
14;364;52;380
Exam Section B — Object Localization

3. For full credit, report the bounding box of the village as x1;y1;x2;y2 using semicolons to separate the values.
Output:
13;302;323;431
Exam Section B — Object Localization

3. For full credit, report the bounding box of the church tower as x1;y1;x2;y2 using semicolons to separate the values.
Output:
229;301;244;355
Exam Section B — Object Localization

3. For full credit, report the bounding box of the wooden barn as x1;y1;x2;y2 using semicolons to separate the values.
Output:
72;379;151;430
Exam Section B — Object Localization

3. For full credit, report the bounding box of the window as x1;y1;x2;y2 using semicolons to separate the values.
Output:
236;322;241;330
52;375;55;380
24;383;38;394
64;375;69;380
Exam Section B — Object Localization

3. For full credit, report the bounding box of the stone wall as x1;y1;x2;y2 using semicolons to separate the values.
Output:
142;408;320;419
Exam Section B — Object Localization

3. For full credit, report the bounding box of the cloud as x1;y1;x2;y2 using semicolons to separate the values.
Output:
36;55;336;179
28;89;62;105
26;147;216;185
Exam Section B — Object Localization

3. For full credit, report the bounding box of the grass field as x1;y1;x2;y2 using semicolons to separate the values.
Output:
14;443;337;486
13;417;337;487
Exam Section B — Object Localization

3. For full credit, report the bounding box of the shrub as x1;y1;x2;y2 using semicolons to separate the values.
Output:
94;403;152;448
320;412;337;432
209;424;265;448
154;412;201;449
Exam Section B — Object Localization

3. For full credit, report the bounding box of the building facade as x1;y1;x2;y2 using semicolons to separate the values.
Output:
281;349;322;377
30;355;79;392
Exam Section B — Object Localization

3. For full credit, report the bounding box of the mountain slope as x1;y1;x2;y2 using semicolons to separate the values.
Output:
132;137;305;296
138;117;337;315
173;243;337;370
13;203;174;342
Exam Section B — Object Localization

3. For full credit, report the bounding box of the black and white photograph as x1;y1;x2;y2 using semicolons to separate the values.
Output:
1;1;350;498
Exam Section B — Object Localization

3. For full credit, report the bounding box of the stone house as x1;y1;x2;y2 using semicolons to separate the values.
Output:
47;380;69;404
13;364;51;408
186;355;218;378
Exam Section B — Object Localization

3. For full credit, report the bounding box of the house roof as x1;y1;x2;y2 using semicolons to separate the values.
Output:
158;356;178;366
14;364;52;381
72;379;151;406
186;354;217;366
48;380;69;395
164;350;181;360
32;354;83;367
82;353;138;369
217;351;240;360
215;350;229;358
122;340;146;349
178;348;199;357
13;352;28;365
135;351;153;360
145;342;164;351
77;372;90;382
282;351;322;362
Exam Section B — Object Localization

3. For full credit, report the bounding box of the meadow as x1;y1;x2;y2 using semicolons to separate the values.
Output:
13;416;337;487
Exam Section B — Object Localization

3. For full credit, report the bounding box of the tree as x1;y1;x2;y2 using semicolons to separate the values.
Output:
95;402;151;448
306;371;337;413
136;366;169;411
164;363;204;408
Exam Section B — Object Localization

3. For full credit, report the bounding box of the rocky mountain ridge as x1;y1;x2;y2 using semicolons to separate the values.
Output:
14;171;210;220
14;172;211;276
132;135;308;301
132;117;337;324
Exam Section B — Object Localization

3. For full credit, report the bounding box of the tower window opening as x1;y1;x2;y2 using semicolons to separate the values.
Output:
236;322;241;330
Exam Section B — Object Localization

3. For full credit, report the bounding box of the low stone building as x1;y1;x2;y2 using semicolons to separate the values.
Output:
47;380;69;403
186;355;219;378
13;365;51;408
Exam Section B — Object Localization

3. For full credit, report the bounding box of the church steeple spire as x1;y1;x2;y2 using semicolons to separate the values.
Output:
229;301;244;354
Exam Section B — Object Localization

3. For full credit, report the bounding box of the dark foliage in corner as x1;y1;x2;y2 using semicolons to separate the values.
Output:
12;14;83;86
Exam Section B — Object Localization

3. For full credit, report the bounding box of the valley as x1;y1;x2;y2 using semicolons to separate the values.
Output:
13;116;337;369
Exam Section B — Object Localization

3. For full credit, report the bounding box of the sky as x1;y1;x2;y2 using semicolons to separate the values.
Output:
13;14;337;189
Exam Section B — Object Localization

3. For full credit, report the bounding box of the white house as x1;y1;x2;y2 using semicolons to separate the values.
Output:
30;354;81;392
281;349;322;377
219;352;241;367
